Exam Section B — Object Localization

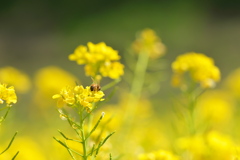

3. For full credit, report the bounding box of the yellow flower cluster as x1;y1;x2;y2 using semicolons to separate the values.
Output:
0;83;17;105
0;66;31;93
138;149;179;160
132;28;166;59
176;131;239;160
69;42;124;79
52;85;104;111
171;52;220;88
196;90;233;125
33;66;78;109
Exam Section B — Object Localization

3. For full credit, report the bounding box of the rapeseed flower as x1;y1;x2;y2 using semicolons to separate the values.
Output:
132;28;166;59
2;136;47;160
52;85;104;111
69;42;124;79
196;90;233;125
176;134;207;159
171;52;220;89
33;66;78;108
0;66;31;93
0;83;17;105
206;131;237;159
176;131;238;160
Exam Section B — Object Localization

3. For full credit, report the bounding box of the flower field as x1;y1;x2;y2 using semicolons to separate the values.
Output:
1;26;240;160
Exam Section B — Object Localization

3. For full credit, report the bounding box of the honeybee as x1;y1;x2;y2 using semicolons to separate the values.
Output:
90;77;101;92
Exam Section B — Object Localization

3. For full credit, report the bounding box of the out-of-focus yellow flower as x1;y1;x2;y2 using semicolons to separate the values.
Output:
171;52;220;89
206;131;236;159
176;134;207;159
69;42;124;79
52;85;104;111
223;68;240;98
0;83;17;105
176;131;238;160
132;28;166;59
196;90;233;125
1;136;47;160
138;150;179;160
98;93;170;160
33;66;78;108
0;66;31;93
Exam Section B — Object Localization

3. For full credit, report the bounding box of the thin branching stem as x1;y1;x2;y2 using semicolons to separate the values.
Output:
12;151;19;160
79;108;88;160
0;131;18;155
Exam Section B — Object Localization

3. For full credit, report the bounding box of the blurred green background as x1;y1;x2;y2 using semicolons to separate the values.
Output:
1;0;240;78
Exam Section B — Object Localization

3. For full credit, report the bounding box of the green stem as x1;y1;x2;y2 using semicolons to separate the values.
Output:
128;51;149;116
0;106;11;125
187;92;197;135
130;51;149;99
122;52;150;139
101;78;121;91
79;109;88;160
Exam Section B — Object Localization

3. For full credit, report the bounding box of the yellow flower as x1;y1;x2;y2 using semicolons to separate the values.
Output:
171;52;220;88
33;66;78;108
53;85;104;111
176;134;207;159
52;85;75;108
68;45;89;64
69;42;124;79
176;131;238;159
206;131;236;159
99;61;124;79
196;90;233;125
87;42;120;62
1;136;47;160
132;28;166;59
0;66;31;93
138;150;179;160
0;83;17;105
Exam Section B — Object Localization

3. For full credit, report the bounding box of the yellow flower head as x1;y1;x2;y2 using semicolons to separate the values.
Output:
206;131;236;159
132;28;166;59
196;90;233;125
52;85;104;111
69;42;124;79
176;131;237;159
33;66;79;108
0;83;17;105
0;66;31;93
171;52;220;89
99;61;124;79
176;134;207;158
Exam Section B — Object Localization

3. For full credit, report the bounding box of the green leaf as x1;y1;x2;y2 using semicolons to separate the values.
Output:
95;132;115;157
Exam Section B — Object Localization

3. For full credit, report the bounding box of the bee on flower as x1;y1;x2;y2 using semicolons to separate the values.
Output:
90;76;101;92
52;84;104;112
